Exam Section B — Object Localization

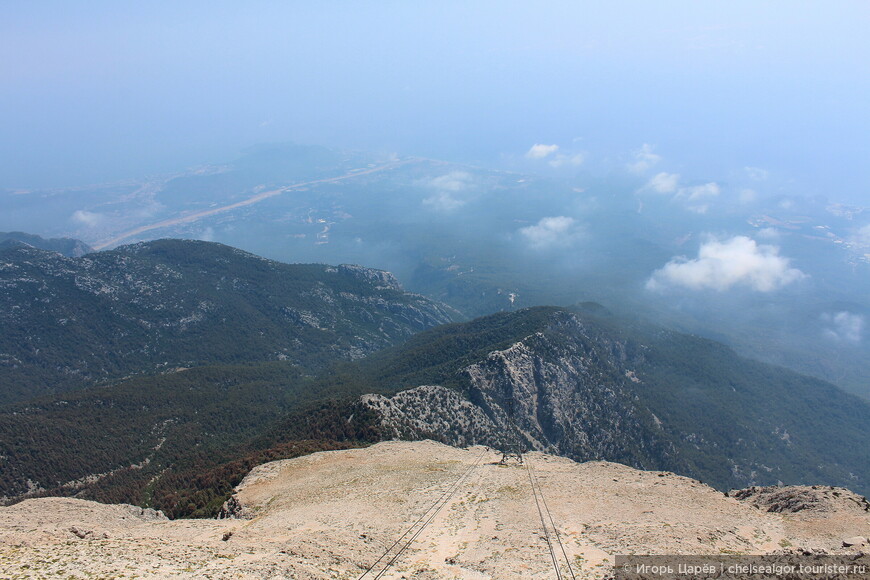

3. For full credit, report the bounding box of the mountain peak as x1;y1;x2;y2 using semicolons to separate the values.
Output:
2;441;867;577
0;231;92;257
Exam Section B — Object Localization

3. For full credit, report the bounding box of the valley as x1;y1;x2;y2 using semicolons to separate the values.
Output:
3;144;867;400
91;157;413;251
2;245;868;519
1;155;869;578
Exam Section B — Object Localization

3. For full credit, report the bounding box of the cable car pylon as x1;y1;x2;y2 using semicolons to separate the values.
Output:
498;394;524;465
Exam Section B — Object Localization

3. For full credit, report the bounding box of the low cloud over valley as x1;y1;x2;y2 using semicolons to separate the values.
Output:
647;236;806;292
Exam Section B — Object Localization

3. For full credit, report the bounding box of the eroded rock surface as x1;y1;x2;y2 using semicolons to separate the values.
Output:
729;485;870;514
2;441;868;579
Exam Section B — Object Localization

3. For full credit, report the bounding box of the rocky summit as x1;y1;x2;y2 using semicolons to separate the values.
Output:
1;441;868;579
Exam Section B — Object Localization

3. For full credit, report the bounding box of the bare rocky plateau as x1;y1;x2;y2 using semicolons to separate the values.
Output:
1;440;868;579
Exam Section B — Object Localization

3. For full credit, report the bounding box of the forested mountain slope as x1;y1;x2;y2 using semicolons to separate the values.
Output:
355;306;870;495
2;242;867;519
0;238;454;403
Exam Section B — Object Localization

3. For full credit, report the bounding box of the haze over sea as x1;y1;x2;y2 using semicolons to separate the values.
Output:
2;1;869;206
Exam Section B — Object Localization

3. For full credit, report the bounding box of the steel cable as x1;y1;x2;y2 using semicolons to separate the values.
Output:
358;448;487;579
526;458;563;580
528;460;578;580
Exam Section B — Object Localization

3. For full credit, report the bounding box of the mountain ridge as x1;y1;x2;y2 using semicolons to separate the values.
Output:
2;241;868;519
0;238;455;404
0;231;93;257
353;307;870;495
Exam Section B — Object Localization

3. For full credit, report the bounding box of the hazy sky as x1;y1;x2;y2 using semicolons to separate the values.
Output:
2;1;869;203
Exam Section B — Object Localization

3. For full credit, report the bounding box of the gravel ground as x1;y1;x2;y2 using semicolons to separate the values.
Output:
1;440;868;579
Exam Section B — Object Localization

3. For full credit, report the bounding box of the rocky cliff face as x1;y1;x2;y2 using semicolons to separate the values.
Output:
359;308;870;496
335;263;402;291
729;485;870;514
362;311;674;469
362;385;497;447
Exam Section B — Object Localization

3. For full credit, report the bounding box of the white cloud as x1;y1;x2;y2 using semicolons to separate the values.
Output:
677;182;720;201
70;210;104;228
643;172;680;194
627;143;662;173
548;152;585;168
855;224;870;246
641;176;721;213
132;200;166;219
423;192;466;212
423;171;473;192
822;311;864;343
519;216;581;249
756;227;780;239
646;236;806;292
676;182;720;213
197;227;215;242
745;166;769;181
420;171;474;212
739;188;758;204
526;144;560;159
